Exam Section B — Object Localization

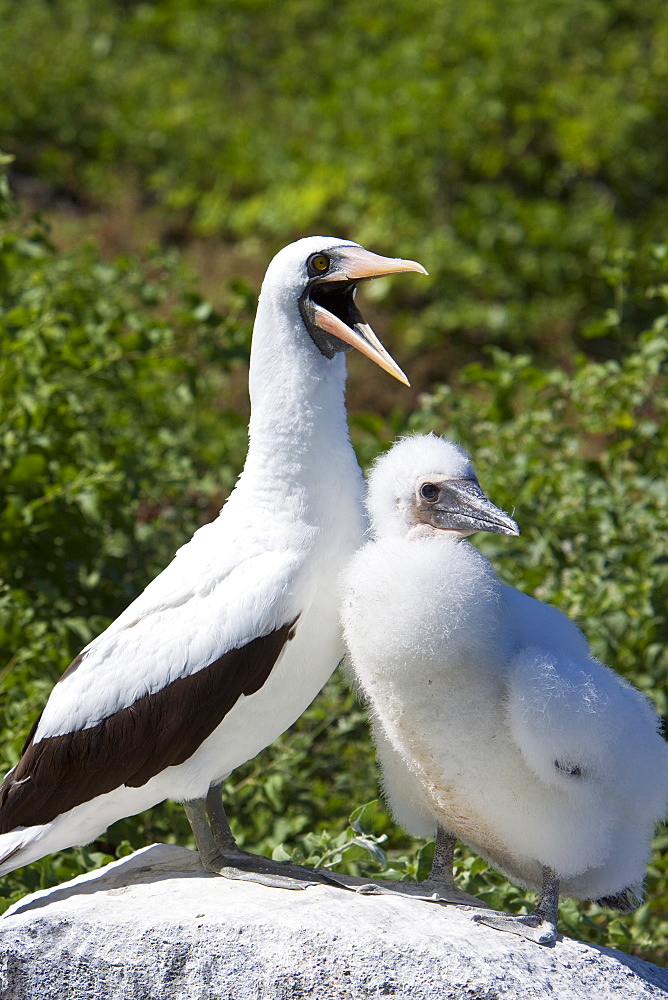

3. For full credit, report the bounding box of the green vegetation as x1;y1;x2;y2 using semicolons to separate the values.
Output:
0;0;666;967
3;0;668;356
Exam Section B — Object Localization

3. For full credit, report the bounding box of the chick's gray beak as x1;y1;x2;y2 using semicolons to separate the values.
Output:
417;478;520;537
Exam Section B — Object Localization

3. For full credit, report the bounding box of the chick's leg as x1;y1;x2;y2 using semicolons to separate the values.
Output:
472;865;559;946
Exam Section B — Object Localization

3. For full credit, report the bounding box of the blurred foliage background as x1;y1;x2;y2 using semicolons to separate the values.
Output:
0;0;666;966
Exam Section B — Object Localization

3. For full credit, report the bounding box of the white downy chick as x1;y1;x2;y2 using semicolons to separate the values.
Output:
341;433;668;944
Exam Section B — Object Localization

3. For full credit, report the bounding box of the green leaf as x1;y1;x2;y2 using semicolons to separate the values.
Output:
7;453;47;484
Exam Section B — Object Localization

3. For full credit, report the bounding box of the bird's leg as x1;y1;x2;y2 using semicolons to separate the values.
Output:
472;865;559;946
339;825;485;906
423;825;457;892
204;782;237;852
184;786;347;891
182;796;224;872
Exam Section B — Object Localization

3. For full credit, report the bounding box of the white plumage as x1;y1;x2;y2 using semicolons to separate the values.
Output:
341;434;668;942
0;237;425;884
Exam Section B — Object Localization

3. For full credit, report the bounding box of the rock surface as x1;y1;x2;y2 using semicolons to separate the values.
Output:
0;844;666;999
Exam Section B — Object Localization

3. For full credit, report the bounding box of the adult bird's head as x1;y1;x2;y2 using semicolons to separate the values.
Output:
366;433;521;540
259;237;427;387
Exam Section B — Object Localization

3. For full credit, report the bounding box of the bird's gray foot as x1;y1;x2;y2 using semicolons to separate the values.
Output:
472;910;558;945
328;827;486;906
349;878;483;905
201;847;344;891
472;865;560;946
184;789;345;890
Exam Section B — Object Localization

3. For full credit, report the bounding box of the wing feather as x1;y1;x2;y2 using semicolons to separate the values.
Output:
506;640;667;812
34;544;306;740
0;620;297;832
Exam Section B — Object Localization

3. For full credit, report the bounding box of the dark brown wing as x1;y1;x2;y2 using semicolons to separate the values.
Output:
0;621;297;832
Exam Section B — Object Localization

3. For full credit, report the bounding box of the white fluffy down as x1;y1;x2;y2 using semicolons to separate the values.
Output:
366;434;474;538
341;434;668;902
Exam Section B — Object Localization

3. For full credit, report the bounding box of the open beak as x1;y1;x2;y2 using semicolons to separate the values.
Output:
307;246;427;386
418;478;521;537
312;307;411;385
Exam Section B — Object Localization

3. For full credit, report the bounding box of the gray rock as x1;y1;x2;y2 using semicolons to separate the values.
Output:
0;844;666;999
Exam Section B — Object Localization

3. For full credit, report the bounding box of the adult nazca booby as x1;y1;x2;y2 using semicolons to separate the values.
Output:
0;237;426;886
341;434;668;943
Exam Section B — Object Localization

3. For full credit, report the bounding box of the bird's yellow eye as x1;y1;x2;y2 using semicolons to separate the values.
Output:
309;253;330;274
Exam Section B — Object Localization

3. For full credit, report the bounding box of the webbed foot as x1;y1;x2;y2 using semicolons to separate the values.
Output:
472;910;558;946
323;872;487;906
184;791;343;890
471;864;560;947
200;847;346;890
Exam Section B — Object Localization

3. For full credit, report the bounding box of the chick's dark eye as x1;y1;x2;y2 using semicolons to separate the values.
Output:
420;483;439;502
309;253;330;275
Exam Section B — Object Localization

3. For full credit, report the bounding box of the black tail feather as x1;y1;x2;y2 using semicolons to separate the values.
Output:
596;887;642;914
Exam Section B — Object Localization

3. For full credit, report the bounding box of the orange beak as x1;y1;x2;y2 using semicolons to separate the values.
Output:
314;247;427;386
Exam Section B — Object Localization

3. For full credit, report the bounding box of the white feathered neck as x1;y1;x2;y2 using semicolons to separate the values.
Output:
235;237;362;513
